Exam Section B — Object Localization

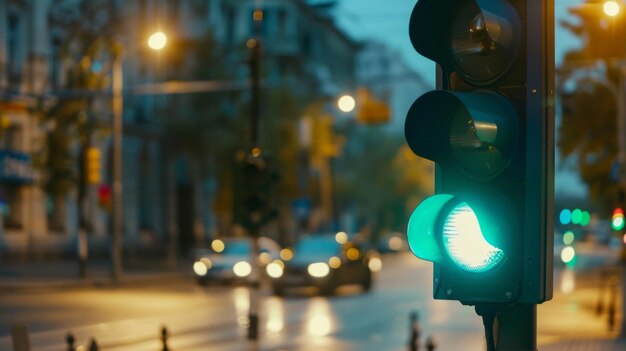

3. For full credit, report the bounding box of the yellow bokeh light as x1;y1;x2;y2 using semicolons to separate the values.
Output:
337;95;356;113
604;1;620;17
280;248;293;261
346;248;360;261
147;31;167;50
368;256;383;272
328;256;342;269
266;262;284;278
211;239;225;253
335;231;348;244
258;252;273;265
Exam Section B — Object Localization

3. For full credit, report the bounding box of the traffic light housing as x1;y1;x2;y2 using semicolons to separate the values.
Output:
86;147;101;185
405;0;554;304
240;149;279;235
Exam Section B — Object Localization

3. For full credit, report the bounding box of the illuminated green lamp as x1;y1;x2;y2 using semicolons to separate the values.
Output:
407;194;505;273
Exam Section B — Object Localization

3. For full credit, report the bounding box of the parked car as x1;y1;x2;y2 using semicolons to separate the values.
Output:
267;234;382;295
192;237;281;285
376;232;408;254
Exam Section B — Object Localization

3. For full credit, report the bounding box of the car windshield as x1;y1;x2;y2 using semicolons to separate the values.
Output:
295;236;340;257
222;241;250;255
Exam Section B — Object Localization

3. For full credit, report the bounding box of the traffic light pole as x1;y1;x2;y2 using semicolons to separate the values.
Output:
247;12;262;342
495;304;537;351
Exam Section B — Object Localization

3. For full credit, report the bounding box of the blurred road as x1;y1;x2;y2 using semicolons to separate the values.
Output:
0;252;621;351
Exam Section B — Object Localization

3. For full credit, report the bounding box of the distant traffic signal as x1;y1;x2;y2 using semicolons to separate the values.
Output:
405;0;554;304
612;208;624;231
86;147;101;185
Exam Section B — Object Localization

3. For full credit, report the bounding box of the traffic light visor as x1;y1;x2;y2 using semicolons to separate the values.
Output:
410;0;520;85
408;194;506;273
405;90;518;180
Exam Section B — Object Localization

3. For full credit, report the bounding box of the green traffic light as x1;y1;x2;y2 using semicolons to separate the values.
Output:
563;231;574;245
408;194;505;274
571;209;582;225
580;211;590;226
442;202;505;273
612;215;625;231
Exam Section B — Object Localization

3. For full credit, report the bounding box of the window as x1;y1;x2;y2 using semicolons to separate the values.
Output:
2;185;22;229
7;13;22;89
50;37;61;89
278;8;287;37
224;5;235;45
46;193;65;231
0;126;22;151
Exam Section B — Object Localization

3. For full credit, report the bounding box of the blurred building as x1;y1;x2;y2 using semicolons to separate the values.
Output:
0;0;358;259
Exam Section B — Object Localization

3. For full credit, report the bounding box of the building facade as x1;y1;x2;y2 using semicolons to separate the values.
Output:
0;0;359;259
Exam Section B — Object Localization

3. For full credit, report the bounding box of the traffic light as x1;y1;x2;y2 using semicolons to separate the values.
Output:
240;148;279;235
86;147;101;185
405;0;554;304
612;208;624;231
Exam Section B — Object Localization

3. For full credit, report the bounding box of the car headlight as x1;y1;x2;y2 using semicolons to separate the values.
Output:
266;261;284;278
388;236;403;251
308;262;330;278
368;256;383;272
193;260;209;276
233;261;252;277
328;256;342;269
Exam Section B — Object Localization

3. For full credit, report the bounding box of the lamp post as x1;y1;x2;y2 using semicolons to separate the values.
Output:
110;31;167;283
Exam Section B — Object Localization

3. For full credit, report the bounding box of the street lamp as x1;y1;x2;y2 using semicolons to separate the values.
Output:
148;31;168;51
111;31;167;282
605;1;621;17
337;94;356;113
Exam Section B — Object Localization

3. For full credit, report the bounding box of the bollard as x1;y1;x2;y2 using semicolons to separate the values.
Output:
425;335;437;351
10;324;31;351
408;311;421;351
65;332;76;351
608;276;618;331
88;338;99;351
596;269;606;316
161;326;169;351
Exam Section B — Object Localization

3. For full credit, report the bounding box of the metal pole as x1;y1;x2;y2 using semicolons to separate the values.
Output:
247;8;262;342
495;304;537;351
618;63;626;339
111;52;123;282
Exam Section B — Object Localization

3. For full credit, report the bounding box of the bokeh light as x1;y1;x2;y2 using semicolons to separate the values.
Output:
337;95;356;112
559;209;571;225
604;1;620;17
563;231;575;245
147;31;167;50
571;209;582;225
561;247;576;264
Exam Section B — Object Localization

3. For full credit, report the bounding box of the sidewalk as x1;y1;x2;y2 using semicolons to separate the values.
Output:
538;263;624;351
0;258;194;292
542;338;626;351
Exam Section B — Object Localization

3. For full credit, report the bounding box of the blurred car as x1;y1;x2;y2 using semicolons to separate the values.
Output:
377;232;408;254
267;234;382;295
192;237;280;285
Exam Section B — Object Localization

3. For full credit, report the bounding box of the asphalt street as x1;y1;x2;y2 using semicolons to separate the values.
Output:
0;252;621;351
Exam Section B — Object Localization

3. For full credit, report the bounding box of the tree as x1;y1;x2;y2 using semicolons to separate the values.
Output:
334;126;433;241
37;0;118;228
559;0;626;212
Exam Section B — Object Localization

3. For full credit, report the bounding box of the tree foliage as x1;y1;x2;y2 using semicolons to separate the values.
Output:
335;127;433;237
559;0;626;211
37;0;118;197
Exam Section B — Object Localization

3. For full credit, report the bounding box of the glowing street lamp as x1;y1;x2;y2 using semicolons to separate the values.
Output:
604;1;621;17
148;31;168;51
337;94;356;113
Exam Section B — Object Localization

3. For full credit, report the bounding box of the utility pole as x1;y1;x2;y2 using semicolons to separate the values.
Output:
111;48;124;283
246;7;263;342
